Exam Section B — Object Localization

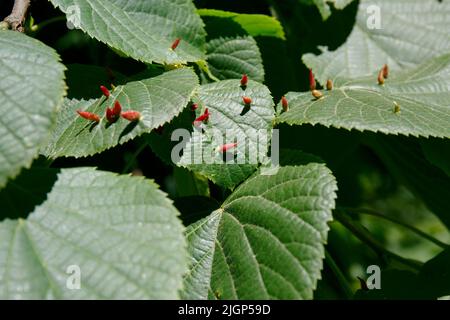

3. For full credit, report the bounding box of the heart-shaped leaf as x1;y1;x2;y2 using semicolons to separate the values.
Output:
277;54;450;138
0;31;66;189
43;68;198;158
49;0;206;64
303;0;450;83
0;167;187;299
182;164;337;299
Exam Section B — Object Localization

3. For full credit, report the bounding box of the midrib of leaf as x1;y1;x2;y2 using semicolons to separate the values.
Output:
184;165;336;300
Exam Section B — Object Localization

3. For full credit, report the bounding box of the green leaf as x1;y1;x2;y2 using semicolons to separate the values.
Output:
198;9;290;97
174;167;210;198
197;9;285;40
418;248;450;299
420;138;450;178
43;68;198;158
178;79;275;189
303;0;450;82
206;36;264;82
277;54;450;138
182;164;338;299
366;135;450;229
0;31;65;188
0;167;58;220
0;167;187;299
49;0;206;64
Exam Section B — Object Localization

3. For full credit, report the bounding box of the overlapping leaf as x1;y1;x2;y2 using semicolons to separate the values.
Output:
43;68;198;158
302;0;355;20
277;54;450;138
303;0;450;83
177;79;275;189
0;167;187;299
0;31;65;188
198;9;285;40
50;0;206;64
182;164;338;299
206;36;264;82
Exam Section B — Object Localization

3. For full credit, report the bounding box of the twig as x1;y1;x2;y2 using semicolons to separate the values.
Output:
325;250;354;299
335;210;423;271
2;0;31;32
343;207;449;249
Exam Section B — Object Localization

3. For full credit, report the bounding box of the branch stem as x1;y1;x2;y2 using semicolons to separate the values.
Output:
2;0;31;32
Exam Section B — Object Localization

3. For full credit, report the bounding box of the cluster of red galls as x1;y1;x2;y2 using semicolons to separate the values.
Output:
189;74;257;153
76;38;185;124
76;85;141;124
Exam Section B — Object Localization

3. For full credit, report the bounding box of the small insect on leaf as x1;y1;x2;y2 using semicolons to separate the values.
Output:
171;38;181;50
100;85;110;98
311;89;323;100
393;101;401;114
281;96;288;112
191;103;198;111
121;110;141;121
378;69;385;85
382;64;389;79
326;79;333;91
77;110;100;123
240;74;248;87
242;96;252;105
193;108;210;126
309;69;316;91
216;142;237;153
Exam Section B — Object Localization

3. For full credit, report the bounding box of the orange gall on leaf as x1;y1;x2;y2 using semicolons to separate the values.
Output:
242;96;252;105
216;142;237;153
382;64;389;79
77;110;100;123
113;101;122;115
311;89;323;100
171;38;181;50
326;79;333;91
309;68;316;91
378;69;385;85
100;85;110;98
121;110;141;121
240;74;248;87
281;96;288;112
